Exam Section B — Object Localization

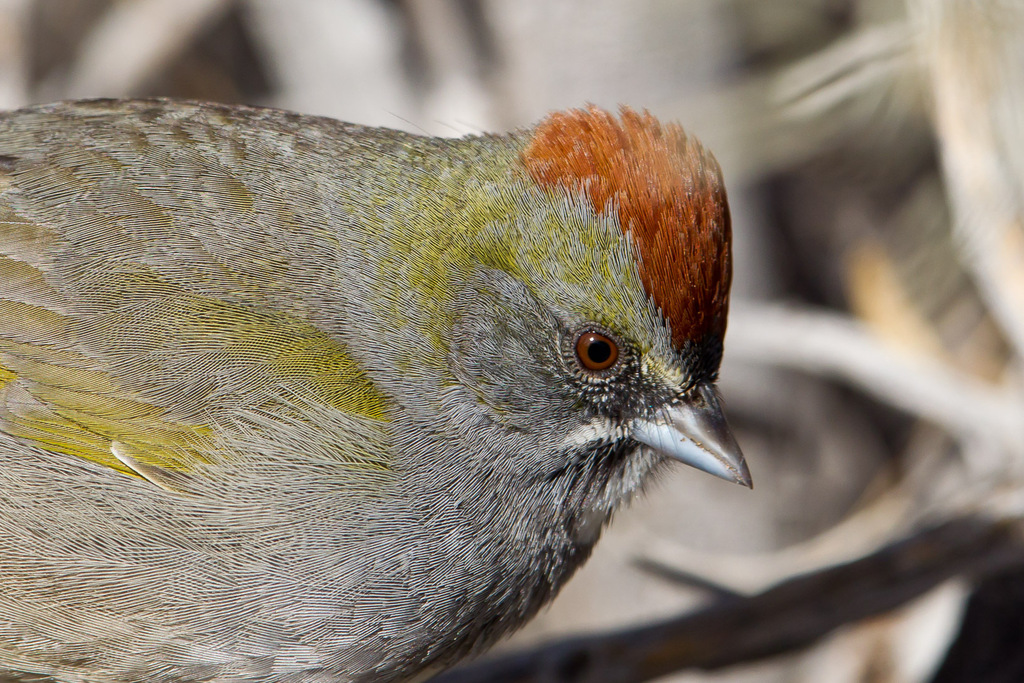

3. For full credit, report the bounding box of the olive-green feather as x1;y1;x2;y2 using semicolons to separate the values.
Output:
0;149;391;481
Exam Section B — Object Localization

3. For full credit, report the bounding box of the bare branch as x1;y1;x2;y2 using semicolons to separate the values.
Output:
726;304;1024;454
42;0;231;99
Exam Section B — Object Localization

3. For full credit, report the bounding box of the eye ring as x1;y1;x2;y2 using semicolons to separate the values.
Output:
575;330;619;372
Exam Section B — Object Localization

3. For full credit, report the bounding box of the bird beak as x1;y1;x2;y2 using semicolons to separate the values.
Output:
629;383;751;487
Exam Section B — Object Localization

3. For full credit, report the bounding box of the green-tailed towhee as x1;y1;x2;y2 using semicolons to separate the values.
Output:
0;99;748;682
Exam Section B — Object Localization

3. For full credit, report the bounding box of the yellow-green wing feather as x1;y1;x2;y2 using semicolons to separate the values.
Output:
0;107;392;486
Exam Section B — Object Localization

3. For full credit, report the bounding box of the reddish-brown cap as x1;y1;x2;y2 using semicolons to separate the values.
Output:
522;105;732;349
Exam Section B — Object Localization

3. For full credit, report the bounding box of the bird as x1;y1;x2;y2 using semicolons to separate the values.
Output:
0;98;748;682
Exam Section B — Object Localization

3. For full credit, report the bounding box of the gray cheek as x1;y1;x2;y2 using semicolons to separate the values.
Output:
448;268;574;428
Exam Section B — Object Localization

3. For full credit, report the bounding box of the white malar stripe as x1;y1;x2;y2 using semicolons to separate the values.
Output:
558;419;623;449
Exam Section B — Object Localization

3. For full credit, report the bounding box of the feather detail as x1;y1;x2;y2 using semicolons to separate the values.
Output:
0;134;392;484
521;105;732;349
110;441;195;493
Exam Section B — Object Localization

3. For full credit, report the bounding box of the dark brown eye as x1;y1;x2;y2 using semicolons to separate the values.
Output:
575;331;619;372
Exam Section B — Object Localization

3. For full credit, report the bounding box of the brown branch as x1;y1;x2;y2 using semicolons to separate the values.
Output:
432;517;1024;683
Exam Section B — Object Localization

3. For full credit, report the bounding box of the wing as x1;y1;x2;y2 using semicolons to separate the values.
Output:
0;100;392;489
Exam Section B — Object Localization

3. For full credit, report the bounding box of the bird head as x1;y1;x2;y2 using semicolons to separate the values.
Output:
388;106;749;522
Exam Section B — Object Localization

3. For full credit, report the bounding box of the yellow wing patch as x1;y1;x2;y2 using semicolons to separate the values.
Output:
0;350;215;478
0;130;393;486
0;256;392;484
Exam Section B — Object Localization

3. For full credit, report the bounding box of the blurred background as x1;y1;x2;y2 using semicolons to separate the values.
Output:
2;1;1022;681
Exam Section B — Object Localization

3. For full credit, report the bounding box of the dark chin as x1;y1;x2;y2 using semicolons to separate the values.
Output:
546;437;662;527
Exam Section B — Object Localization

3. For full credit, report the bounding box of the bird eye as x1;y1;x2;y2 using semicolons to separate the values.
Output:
575;331;619;372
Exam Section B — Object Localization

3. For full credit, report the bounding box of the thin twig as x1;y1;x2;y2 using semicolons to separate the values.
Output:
633;486;914;595
773;21;911;117
42;0;230;99
726;304;1024;454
